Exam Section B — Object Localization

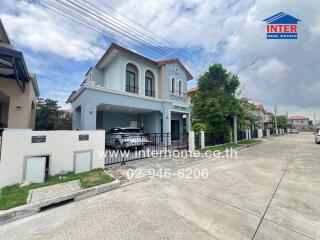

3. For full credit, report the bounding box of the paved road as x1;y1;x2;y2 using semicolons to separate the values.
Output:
1;133;319;239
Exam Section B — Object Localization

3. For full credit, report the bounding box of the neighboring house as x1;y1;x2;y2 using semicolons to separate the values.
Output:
253;103;265;129
62;109;72;118
187;87;197;105
264;111;275;128
0;19;39;132
288;116;312;130
67;43;192;141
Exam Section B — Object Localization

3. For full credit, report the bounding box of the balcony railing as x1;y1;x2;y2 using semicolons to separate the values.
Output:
170;90;187;97
126;85;139;94
145;89;155;97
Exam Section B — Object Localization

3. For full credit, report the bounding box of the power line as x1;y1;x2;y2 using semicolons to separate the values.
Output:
39;0;156;56
66;0;207;73
93;0;208;70
37;0;206;74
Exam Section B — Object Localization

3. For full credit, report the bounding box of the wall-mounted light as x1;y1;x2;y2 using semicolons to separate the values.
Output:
89;108;93;114
16;105;22;111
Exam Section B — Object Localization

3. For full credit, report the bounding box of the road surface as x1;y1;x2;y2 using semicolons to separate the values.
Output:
0;133;319;239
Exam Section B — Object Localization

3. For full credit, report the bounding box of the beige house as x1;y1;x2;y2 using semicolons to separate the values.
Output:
0;19;39;131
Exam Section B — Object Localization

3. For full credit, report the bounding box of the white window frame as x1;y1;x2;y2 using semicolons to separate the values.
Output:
178;80;183;97
171;77;176;95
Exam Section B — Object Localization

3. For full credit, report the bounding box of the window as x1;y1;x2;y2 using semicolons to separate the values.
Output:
145;70;154;97
178;80;182;97
171;77;175;94
126;63;138;93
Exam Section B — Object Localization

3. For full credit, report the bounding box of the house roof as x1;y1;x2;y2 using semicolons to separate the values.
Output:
288;116;308;120
263;12;301;24
266;111;274;116
0;19;10;44
0;18;39;96
255;103;264;110
187;87;198;94
96;43;193;80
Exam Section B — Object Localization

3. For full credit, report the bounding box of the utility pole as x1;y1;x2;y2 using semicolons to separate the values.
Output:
274;105;278;135
233;116;238;144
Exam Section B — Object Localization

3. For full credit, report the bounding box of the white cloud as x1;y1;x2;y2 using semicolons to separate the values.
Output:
0;1;103;61
257;58;289;82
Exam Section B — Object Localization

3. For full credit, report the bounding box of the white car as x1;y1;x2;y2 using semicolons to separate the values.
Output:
315;133;320;144
291;129;299;134
106;127;150;150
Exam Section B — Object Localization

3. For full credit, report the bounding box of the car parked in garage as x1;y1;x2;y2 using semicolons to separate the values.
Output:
106;127;150;150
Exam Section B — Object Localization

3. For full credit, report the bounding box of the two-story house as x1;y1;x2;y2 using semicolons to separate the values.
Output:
288;116;311;130
0;19;39;133
67;43;192;142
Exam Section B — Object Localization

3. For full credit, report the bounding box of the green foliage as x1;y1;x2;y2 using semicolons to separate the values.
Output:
276;115;289;130
192;123;207;132
237;98;260;129
35;98;72;130
192;64;241;143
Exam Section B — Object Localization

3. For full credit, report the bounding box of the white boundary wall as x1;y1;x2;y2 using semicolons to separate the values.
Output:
0;129;105;188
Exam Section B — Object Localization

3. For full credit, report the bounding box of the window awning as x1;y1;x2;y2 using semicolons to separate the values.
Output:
0;46;29;92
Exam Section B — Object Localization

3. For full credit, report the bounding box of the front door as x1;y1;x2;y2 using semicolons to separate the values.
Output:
171;120;180;141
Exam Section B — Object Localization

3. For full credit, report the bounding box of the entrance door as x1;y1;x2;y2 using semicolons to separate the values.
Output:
171;120;180;141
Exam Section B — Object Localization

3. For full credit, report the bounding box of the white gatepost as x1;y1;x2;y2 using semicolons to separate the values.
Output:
200;131;205;149
188;131;195;151
248;129;252;139
258;129;263;138
266;129;270;137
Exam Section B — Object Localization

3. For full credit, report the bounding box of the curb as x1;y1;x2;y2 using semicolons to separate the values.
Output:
0;179;121;225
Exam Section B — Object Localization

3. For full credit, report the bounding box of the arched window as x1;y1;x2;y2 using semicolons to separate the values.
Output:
171;77;175;95
126;63;138;93
178;80;182;97
145;70;154;97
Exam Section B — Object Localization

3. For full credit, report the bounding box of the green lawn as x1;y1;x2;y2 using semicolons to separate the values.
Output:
0;168;114;211
238;139;262;145
199;143;239;153
199;139;262;153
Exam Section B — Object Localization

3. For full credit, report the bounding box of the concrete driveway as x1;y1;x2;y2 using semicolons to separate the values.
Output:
0;133;319;239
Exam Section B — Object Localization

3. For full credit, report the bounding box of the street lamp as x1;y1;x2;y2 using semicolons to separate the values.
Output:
233;61;257;144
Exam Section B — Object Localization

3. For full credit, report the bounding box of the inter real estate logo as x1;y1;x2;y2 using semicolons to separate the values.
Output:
263;12;301;39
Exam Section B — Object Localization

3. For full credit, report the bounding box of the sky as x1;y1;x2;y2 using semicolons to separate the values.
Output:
1;0;320;121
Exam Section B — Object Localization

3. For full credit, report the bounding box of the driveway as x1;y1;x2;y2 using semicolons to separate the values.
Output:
0;133;319;239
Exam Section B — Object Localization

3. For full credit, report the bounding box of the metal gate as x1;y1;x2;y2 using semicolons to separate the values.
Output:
105;133;188;165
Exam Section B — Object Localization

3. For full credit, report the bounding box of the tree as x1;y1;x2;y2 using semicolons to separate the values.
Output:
276;116;289;130
237;98;260;130
36;98;72;130
192;64;241;143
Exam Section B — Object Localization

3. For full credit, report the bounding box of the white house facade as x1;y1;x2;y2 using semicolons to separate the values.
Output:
67;43;192;142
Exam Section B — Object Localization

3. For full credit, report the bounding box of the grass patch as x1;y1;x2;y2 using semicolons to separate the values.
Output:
0;168;114;211
238;139;262;145
199;143;239;153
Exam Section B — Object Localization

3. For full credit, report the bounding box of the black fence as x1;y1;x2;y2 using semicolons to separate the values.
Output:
251;129;258;139
205;132;228;146
195;131;201;149
105;133;188;165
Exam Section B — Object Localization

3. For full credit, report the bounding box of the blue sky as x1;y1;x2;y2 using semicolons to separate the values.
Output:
1;0;320;120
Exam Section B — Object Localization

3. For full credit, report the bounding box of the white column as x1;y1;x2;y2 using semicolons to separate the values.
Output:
188;131;195;151
266;129;270;137
258;129;263;138
233;116;238;144
200;130;205;149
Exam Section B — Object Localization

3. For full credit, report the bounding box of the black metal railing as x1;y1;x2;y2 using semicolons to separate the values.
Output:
169;91;187;97
126;85;139;94
105;132;188;165
145;89;155;97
